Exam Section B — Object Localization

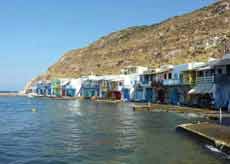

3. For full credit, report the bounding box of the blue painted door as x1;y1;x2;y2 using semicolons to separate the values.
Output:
145;88;153;102
123;89;130;101
170;88;179;105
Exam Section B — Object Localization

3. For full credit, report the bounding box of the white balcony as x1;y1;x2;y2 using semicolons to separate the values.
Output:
163;79;182;86
196;76;214;84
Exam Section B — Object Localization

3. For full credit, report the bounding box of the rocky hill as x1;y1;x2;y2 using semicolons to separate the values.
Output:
26;0;230;89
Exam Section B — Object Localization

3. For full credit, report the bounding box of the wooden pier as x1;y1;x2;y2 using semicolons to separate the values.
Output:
177;122;230;154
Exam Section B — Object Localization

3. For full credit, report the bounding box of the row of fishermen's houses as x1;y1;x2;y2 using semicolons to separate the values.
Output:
29;54;230;111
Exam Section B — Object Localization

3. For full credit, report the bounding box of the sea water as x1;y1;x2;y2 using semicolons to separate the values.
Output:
0;96;229;164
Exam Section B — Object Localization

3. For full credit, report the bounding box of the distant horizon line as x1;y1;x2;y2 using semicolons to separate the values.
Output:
0;91;18;93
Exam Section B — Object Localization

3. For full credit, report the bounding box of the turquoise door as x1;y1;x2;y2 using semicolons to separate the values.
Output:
145;88;153;102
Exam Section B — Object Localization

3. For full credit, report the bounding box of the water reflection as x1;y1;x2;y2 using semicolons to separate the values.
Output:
66;100;82;116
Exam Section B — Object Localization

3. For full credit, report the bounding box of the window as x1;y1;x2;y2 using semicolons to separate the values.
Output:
144;75;148;82
168;73;172;79
164;74;167;79
217;68;222;75
199;71;204;77
211;69;215;76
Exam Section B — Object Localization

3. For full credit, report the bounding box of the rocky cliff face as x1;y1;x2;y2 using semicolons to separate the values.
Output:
26;0;230;89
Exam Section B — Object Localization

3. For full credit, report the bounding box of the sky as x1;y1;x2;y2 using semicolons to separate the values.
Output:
0;0;215;91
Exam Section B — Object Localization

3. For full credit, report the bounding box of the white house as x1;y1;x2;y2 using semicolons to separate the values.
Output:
163;63;205;86
120;66;147;101
70;78;84;96
121;74;140;101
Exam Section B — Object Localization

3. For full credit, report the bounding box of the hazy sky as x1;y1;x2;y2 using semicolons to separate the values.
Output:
0;0;215;91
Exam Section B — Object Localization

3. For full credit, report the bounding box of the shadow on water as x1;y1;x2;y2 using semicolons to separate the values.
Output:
0;96;229;164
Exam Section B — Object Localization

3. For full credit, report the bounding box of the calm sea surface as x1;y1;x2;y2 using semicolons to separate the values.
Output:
0;96;229;164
